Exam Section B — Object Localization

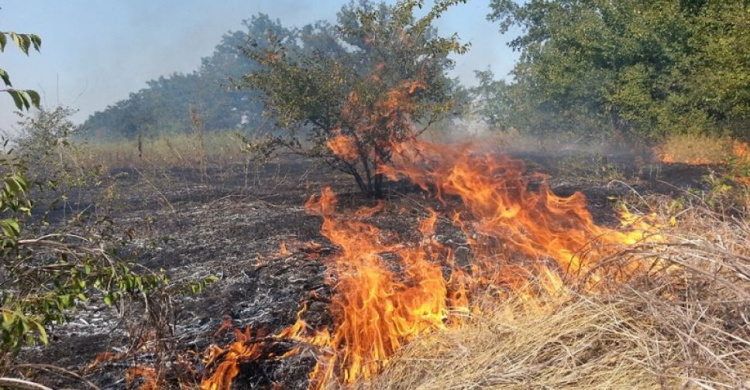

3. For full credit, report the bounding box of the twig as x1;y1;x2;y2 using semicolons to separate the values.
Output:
132;167;176;212
0;378;53;390
13;364;100;390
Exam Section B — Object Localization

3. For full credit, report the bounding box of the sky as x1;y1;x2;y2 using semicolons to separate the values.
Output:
0;1;519;132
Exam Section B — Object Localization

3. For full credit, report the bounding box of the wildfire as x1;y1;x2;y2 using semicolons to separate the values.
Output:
199;76;665;389
200;138;663;389
326;128;359;162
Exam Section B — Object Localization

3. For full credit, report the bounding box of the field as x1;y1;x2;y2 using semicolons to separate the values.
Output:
14;134;750;390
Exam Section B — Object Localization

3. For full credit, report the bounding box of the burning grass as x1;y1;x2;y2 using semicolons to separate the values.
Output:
72;78;748;389
194;150;748;389
361;205;750;390
195;138;744;389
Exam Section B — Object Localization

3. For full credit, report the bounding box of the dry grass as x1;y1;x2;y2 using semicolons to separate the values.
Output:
76;132;248;171
655;134;737;165
355;204;749;390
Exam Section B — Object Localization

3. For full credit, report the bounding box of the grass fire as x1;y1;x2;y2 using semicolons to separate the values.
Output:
1;1;748;390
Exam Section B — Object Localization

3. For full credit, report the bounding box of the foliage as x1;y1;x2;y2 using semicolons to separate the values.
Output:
0;28;168;374
0;140;167;369
13;106;77;159
484;0;750;141
240;0;468;197
469;68;511;129
0;30;41;111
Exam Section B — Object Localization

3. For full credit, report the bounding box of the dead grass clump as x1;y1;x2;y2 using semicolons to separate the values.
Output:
359;207;749;390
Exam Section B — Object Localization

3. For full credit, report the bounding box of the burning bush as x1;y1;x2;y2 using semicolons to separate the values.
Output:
237;0;468;197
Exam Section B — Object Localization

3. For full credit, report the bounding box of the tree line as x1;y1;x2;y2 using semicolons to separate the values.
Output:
76;0;748;196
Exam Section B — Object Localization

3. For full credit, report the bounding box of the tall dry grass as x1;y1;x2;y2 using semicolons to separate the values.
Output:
655;134;739;165
77;132;248;172
355;204;749;390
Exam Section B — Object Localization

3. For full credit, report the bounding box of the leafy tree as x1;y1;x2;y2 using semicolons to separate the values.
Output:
469;68;511;129
487;0;749;141
240;0;468;197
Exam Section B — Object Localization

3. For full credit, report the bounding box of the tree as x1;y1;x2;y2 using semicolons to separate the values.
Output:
81;14;291;140
487;0;750;141
469;68;511;129
240;0;468;197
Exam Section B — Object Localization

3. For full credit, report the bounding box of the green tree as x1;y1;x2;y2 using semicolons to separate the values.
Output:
81;14;291;140
470;68;511;129
240;0;468;197
487;0;749;141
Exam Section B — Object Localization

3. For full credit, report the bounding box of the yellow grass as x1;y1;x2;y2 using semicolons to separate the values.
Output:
354;204;750;390
76;132;248;171
655;134;736;164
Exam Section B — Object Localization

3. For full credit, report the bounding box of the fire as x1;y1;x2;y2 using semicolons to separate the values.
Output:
199;78;664;389
200;139;663;389
278;241;291;256
303;188;452;384
383;140;660;286
326;128;359;162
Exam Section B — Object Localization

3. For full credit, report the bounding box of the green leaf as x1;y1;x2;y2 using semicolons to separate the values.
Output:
35;322;48;344
30;34;42;51
25;90;41;108
0;68;11;87
7;89;30;110
0;33;7;51
21;34;32;54
2;311;15;329
10;33;25;55
59;295;72;308
1;219;21;238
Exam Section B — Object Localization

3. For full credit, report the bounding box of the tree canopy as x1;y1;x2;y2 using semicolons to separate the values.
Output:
240;0;468;197
80;14;291;140
481;0;749;141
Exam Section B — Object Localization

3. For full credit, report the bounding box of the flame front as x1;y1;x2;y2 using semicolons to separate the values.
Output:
201;138;663;389
304;188;451;385
200;77;664;389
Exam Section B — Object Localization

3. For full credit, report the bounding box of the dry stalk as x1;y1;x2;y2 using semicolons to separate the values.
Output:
189;105;208;186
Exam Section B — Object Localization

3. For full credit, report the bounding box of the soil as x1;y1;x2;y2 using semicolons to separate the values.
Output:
17;151;720;389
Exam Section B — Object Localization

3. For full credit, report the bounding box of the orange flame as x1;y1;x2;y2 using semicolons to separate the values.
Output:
201;147;662;388
200;80;664;389
326;128;359;162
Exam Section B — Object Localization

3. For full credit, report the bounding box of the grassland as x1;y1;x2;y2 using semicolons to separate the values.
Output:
14;131;749;389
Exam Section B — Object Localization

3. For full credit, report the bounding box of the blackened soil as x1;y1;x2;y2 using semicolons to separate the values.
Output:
18;152;719;389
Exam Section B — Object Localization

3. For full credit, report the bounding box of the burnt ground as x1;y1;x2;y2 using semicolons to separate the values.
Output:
17;151;722;389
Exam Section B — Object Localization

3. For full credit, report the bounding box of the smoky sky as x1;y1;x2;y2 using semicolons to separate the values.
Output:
0;0;517;132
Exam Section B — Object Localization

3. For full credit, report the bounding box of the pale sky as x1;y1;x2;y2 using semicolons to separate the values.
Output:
0;1;518;132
